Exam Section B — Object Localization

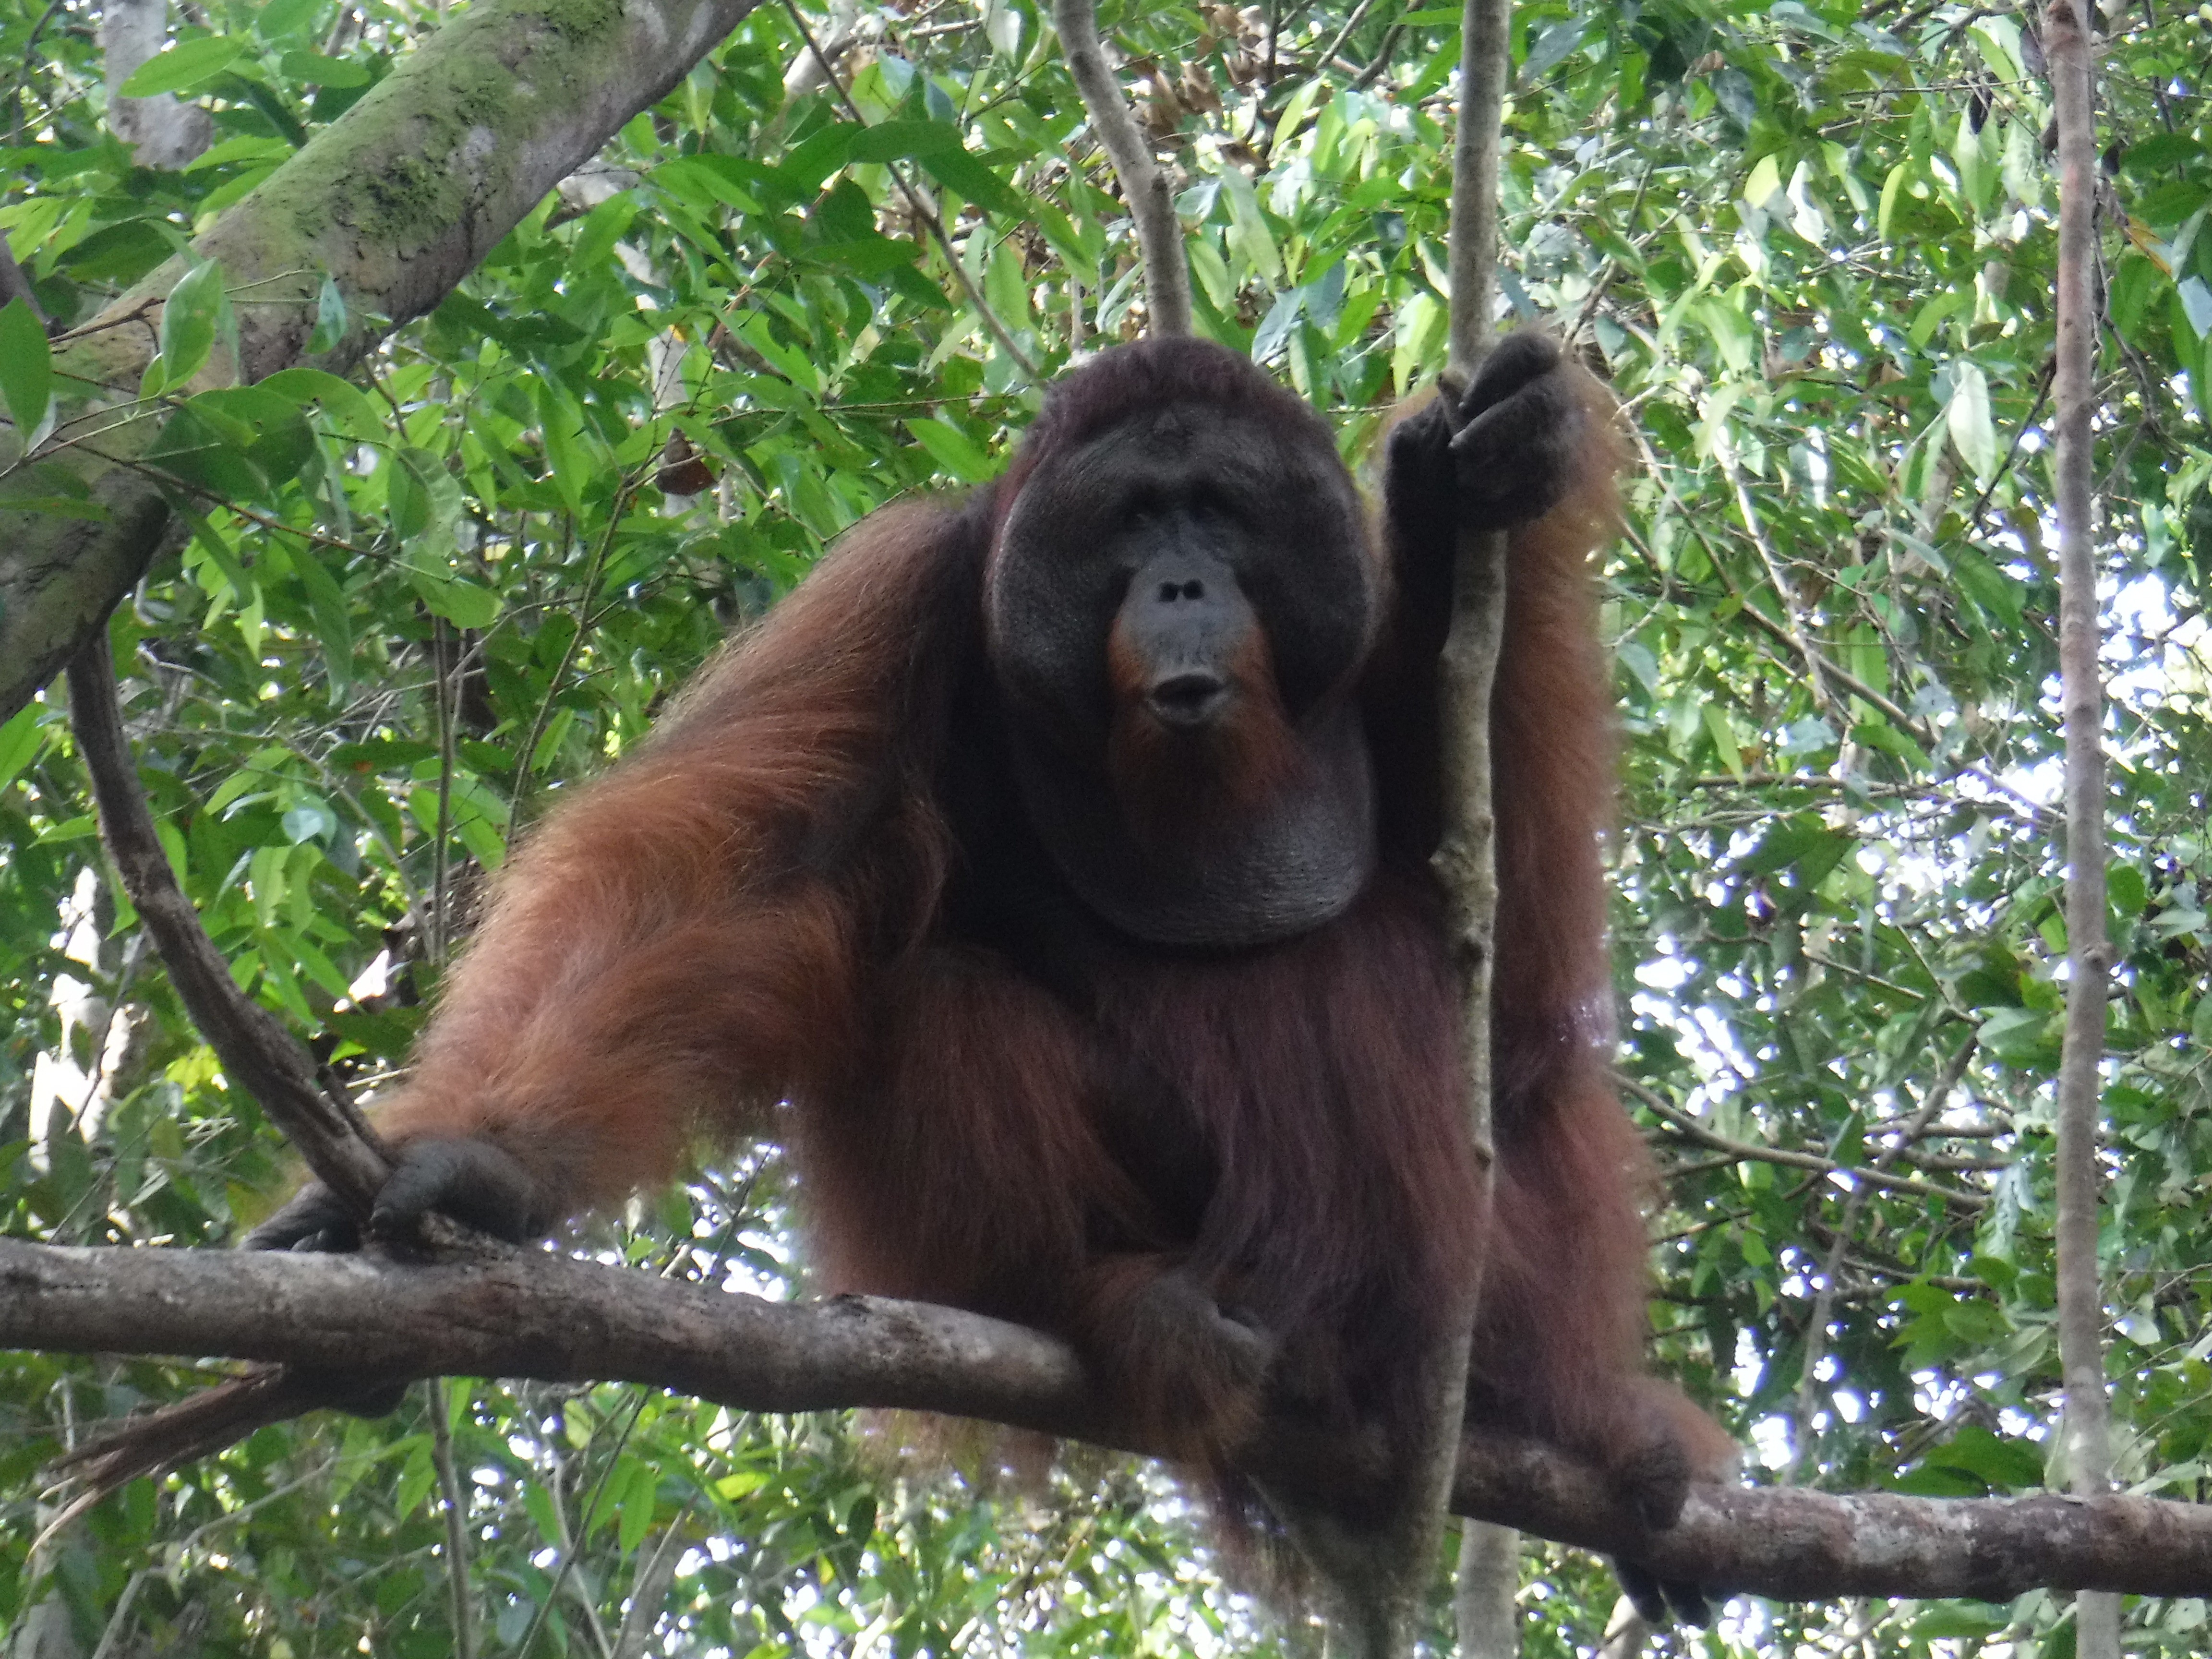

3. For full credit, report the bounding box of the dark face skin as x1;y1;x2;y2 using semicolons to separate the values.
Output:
1115;547;1260;729
986;403;1381;950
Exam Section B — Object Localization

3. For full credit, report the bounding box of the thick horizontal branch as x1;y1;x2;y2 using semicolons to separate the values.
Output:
4;1237;2206;1602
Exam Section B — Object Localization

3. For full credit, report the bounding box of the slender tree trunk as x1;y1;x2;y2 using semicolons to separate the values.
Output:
2045;2;2119;1657
1454;1520;1519;1657
1432;0;1518;1647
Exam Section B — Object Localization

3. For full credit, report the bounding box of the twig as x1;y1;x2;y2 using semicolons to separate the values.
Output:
1314;0;1389;94
430;618;458;965
5;0;70;145
613;1500;696;1659
0;236;47;325
87;1570;144;1659
519;1392;645;1659
1965;356;2056;537
1714;433;1836;721
781;0;1042;377
1615;1074;1990;1210
1050;0;1192;336
507;483;633;845
1784;1036;1976;1483
430;1380;477;1659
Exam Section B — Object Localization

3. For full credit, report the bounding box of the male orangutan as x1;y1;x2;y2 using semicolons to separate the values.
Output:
255;331;1732;1652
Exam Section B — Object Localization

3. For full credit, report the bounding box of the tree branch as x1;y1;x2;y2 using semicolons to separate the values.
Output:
66;632;390;1213
781;0;1042;380
1419;0;1518;1641
1616;1074;1990;1210
1050;0;1193;337
6;1237;2209;1602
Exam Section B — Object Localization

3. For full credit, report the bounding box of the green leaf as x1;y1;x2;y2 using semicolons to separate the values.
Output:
0;298;51;435
1743;817;1854;887
2122;133;2203;175
182;134;291;173
410;570;500;630
281;798;337;843
390;447;461;542
617;1459;658;1554
915;148;1026;219
278;48;370;87
846;119;964;164
307;276;348;354
1218;166;1282;285
1951;547;2023;630
1946;362;1997;481
904;417;993;482
289;542;353;704
1701;703;1745;780
535;384;586;516
1878;160;1910;241
393;1440;436;1517
261;365;377;435
984;242;1031;332
1977;1005;2056;1064
1743;152;1784;211
255;0;324;38
120;36;246;97
183;385;317;486
155;259;233;393
0;704;45;791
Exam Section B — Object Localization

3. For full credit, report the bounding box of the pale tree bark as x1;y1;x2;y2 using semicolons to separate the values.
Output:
1049;0;1192;337
1454;1520;1520;1658
2044;2;2119;1656
10;1237;2212;1599
0;0;772;723
99;0;213;169
1596;1596;1648;1659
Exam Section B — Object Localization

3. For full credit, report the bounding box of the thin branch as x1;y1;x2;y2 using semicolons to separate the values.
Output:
430;1380;477;1659
614;1501;696;1659
1615;1074;1990;1210
1314;0;1389;93
10;1237;2211;1601
1050;0;1192;336
430;619;458;965
1714;433;1836;721
0;236;47;325
65;631;390;1213
1965;355;2056;538
1784;1036;1976;1482
782;0;1042;377
508;479;636;844
1425;0;1516;1648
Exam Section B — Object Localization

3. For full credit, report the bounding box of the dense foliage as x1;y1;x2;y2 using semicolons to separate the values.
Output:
1;0;2209;1649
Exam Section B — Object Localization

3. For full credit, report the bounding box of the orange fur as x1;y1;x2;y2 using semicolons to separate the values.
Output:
364;341;1731;1539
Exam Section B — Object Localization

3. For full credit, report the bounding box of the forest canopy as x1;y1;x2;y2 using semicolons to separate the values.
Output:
0;0;2209;1650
